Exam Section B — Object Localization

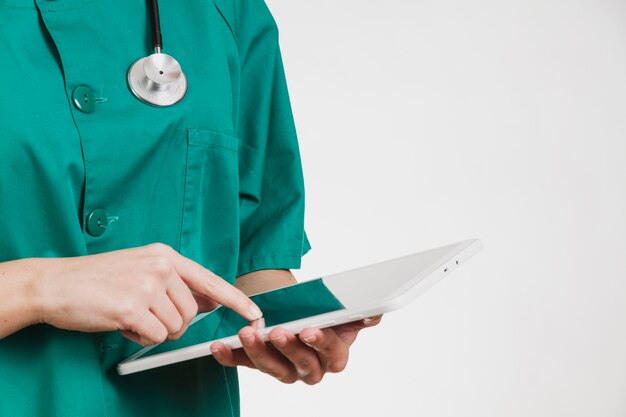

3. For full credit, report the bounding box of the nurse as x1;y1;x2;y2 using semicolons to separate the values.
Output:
0;0;380;416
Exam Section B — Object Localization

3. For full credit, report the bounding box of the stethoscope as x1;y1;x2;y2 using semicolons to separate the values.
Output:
127;0;187;107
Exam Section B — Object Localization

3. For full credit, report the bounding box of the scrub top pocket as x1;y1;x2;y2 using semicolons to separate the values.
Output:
179;129;241;281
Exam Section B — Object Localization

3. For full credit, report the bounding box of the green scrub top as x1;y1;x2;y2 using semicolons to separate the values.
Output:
0;0;311;415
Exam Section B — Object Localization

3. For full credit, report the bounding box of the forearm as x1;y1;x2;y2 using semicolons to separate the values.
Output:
235;269;297;296
0;260;290;338
0;258;43;339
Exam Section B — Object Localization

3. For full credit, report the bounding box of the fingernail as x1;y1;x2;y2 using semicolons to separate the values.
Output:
210;345;221;355
240;332;254;347
139;337;151;346
249;304;263;320
271;335;287;348
250;317;265;330
302;334;316;344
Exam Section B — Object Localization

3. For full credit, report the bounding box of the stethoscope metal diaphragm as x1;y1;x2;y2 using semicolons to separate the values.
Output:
127;0;187;107
127;51;188;107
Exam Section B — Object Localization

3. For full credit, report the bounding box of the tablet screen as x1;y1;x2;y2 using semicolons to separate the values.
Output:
214;278;346;339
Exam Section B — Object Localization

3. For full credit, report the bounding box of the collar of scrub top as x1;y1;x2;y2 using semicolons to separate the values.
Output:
127;0;188;107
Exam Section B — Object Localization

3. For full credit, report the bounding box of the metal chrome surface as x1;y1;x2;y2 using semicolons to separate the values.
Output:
127;52;187;107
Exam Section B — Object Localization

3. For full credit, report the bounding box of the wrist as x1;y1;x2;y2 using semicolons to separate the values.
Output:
31;257;83;327
235;269;297;295
20;258;49;326
0;257;52;334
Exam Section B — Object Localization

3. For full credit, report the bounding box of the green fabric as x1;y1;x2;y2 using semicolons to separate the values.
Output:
0;0;310;416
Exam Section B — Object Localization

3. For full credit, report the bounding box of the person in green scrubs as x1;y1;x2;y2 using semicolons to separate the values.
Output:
0;0;381;415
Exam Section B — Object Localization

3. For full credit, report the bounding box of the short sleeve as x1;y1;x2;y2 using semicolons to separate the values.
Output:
233;0;311;276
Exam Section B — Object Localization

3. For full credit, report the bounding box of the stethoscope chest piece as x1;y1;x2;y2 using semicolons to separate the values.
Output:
127;52;188;107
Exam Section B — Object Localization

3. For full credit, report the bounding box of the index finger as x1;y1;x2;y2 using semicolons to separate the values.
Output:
169;252;263;322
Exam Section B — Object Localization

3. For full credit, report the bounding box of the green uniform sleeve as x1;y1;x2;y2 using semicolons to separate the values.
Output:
233;0;311;277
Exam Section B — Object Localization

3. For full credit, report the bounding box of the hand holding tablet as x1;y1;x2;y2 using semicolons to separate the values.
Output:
117;238;482;375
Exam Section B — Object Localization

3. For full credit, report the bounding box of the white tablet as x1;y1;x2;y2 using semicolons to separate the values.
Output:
117;238;482;375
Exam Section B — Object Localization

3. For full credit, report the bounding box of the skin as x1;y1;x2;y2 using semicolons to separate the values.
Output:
0;243;263;344
0;243;381;385
223;269;383;385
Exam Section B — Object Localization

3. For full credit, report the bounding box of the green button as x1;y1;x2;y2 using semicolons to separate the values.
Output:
86;208;109;237
72;85;96;113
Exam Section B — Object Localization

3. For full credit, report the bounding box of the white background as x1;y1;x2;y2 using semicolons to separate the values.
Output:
239;1;626;416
